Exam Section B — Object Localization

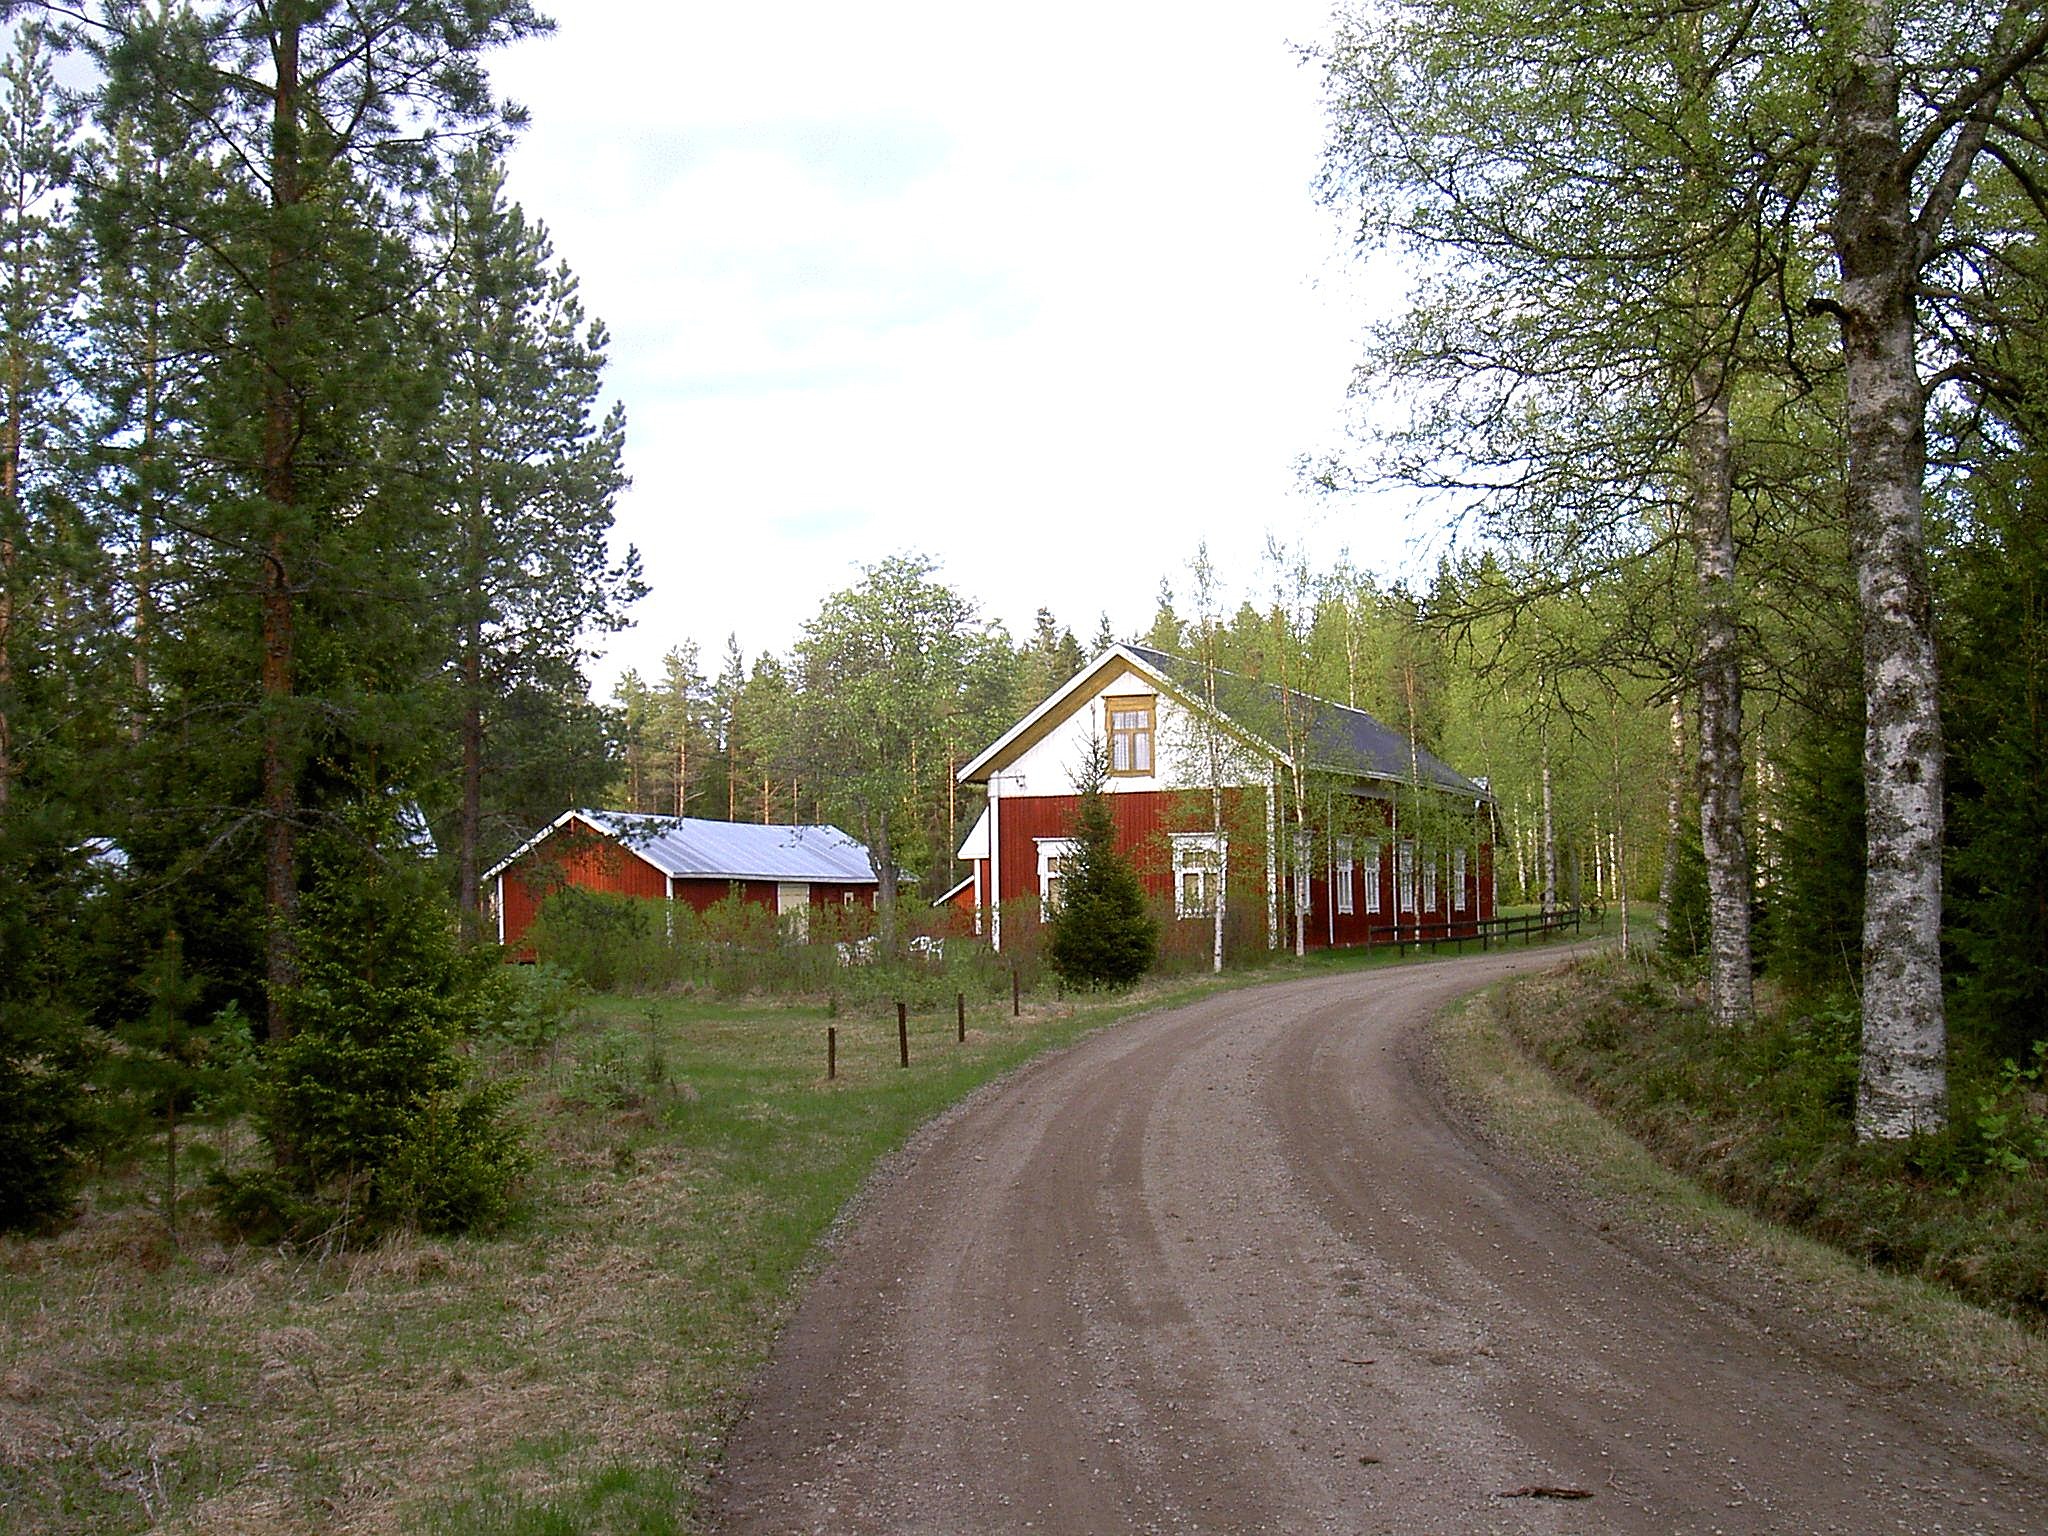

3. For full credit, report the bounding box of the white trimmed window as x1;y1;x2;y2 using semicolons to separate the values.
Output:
1037;838;1077;920
1363;840;1381;914
1422;846;1438;912
1171;832;1225;918
1335;837;1355;915
1397;840;1416;913
1105;695;1156;776
1453;847;1468;912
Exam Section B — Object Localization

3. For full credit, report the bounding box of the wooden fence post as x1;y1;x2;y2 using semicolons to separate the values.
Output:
828;1026;837;1080
898;1001;909;1068
957;992;966;1043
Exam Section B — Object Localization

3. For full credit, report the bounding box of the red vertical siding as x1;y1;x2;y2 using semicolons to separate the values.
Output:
501;816;667;949
993;789;1236;909
808;883;877;911
672;878;774;914
984;788;1493;954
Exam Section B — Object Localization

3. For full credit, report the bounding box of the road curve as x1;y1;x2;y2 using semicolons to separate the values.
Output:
710;950;2048;1534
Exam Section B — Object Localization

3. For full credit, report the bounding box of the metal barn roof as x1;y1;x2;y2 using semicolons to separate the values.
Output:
574;811;878;884
484;810;880;886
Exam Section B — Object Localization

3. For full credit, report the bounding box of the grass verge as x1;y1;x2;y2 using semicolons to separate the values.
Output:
1433;953;2048;1429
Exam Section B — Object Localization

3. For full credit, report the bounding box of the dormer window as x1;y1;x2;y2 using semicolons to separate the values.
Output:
1106;695;1155;776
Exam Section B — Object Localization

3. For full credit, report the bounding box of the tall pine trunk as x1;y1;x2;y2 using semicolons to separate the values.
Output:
458;621;484;942
259;20;303;1040
131;337;158;743
0;386;15;811
0;132;23;809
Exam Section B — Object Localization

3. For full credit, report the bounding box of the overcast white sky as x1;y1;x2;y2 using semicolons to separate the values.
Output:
489;1;1426;694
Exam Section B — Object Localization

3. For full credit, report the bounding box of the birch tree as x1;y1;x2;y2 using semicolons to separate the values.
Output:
1183;544;1238;972
1805;1;2048;1137
1314;0;1812;1024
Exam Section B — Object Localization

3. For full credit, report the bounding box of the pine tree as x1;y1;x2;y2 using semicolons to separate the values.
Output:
423;145;637;935
235;806;528;1237
85;0;550;1039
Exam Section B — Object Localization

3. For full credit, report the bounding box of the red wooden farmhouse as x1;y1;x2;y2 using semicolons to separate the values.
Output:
952;645;1496;953
485;810;878;952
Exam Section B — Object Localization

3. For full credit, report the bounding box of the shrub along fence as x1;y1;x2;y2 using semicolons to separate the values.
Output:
521;888;1590;1003
523;887;1037;1009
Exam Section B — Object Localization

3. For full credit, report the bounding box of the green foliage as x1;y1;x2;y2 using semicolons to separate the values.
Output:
0;1006;95;1230
101;929;254;1232
232;824;529;1238
1769;695;1866;997
790;554;1021;917
0;809;103;1230
525;882;1027;1014
1507;958;2048;1322
526;884;680;993
1660;811;1707;962
1940;441;2048;1062
1047;746;1158;989
380;1080;529;1235
480;960;585;1052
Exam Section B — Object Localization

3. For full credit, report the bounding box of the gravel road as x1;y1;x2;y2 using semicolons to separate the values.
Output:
710;950;2048;1534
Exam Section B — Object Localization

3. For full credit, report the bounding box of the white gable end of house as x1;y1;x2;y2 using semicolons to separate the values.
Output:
975;652;1274;795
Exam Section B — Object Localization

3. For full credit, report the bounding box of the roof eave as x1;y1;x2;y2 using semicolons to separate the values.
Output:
480;808;586;886
1305;762;1494;801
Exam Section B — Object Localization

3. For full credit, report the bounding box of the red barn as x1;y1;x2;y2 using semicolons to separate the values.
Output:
485;809;879;953
954;645;1497;954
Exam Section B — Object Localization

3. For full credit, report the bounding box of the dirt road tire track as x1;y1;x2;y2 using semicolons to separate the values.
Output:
710;951;2048;1534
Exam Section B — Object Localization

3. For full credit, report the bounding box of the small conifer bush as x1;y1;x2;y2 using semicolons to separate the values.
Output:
1047;742;1157;989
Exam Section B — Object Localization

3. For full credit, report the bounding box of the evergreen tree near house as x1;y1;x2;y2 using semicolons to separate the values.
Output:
1047;739;1157;989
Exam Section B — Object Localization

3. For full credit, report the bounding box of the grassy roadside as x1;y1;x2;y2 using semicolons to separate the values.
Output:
1;923;1602;1536
2;971;1255;1536
1431;959;2048;1430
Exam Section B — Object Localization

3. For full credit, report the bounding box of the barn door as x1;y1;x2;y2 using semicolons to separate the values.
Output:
777;882;811;941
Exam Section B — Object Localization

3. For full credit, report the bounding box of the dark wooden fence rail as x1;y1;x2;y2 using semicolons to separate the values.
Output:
1372;905;1585;958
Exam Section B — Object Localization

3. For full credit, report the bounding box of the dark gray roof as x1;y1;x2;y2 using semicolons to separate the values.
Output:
1124;645;1487;799
576;811;878;883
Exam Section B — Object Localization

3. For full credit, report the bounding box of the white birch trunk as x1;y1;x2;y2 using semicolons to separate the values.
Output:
1540;738;1556;916
1509;800;1525;901
1212;781;1227;975
1829;1;1950;1136
1659;695;1685;925
1592;812;1606;901
1692;363;1755;1028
